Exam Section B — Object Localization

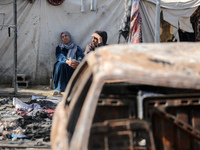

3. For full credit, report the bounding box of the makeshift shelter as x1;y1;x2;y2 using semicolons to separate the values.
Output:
141;0;200;42
1;0;200;87
0;0;126;85
119;0;200;43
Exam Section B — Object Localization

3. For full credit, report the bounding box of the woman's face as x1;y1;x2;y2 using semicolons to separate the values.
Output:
92;36;98;47
61;33;70;44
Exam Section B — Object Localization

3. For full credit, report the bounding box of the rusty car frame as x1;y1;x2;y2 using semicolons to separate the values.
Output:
51;42;200;150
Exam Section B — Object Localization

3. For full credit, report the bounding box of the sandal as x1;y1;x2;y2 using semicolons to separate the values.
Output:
53;91;62;96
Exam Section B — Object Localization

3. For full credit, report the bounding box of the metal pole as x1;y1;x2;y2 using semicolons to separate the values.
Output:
155;0;160;43
13;0;18;94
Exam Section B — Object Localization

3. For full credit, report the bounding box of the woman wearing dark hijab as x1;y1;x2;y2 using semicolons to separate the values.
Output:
84;30;108;55
53;31;84;95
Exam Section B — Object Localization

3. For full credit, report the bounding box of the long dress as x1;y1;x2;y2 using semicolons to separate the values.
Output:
53;46;84;92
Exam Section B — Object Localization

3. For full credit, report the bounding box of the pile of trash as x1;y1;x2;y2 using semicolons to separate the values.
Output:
0;96;61;148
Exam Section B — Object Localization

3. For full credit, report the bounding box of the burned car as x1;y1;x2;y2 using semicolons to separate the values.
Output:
51;43;200;150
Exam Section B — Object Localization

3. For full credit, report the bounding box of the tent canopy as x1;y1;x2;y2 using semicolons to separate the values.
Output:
1;0;199;85
146;0;200;9
0;0;125;85
141;0;200;43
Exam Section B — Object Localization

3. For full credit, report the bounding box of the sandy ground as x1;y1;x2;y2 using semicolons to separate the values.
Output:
0;85;56;97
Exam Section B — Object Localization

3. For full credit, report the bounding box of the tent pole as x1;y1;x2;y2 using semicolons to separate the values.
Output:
155;0;160;43
13;0;18;94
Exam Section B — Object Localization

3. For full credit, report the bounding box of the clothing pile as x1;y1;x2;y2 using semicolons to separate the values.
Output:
0;96;60;148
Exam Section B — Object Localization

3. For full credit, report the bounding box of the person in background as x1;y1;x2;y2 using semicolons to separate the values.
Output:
84;30;108;55
53;31;84;95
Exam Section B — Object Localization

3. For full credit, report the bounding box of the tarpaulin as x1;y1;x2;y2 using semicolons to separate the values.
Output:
146;0;200;9
0;0;125;85
140;0;200;42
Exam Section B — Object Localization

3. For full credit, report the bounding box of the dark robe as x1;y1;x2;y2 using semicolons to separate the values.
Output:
53;46;84;92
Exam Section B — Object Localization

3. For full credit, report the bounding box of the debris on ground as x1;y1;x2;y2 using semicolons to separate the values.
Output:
0;96;61;149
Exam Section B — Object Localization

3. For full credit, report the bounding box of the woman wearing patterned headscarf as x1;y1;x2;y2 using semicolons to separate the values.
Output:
53;31;84;95
84;30;108;55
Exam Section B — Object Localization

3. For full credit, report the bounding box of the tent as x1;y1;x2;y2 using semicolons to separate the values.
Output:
0;0;126;85
140;0;200;42
119;0;200;43
1;0;200;86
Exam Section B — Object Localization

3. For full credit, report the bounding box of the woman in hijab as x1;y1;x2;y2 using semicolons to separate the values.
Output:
84;30;108;55
53;31;84;95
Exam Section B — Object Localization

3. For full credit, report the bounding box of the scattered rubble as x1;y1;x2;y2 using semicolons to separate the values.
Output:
0;96;61;149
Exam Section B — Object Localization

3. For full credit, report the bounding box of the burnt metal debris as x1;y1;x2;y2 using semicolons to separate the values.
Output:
0;96;59;149
51;43;200;150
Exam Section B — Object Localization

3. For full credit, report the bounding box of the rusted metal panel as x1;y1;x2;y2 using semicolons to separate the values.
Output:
152;111;200;150
93;97;136;123
144;95;200;150
191;108;200;130
175;109;191;150
89;119;156;150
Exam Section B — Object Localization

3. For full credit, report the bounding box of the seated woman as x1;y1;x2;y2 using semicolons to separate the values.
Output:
53;31;84;95
84;30;108;55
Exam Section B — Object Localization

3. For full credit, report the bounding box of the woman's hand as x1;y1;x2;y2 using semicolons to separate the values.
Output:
92;33;102;44
66;59;80;69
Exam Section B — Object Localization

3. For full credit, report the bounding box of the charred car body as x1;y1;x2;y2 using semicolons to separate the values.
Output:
51;43;200;150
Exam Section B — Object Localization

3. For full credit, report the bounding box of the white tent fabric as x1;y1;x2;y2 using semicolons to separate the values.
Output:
146;0;200;9
139;1;154;43
141;0;200;42
162;7;197;32
0;0;125;85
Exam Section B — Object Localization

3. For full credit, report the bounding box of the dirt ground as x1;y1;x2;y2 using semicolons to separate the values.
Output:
0;85;56;97
0;85;63;150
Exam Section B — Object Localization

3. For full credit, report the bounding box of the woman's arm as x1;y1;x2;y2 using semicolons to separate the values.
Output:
56;46;67;62
66;46;84;69
76;46;85;61
65;46;84;69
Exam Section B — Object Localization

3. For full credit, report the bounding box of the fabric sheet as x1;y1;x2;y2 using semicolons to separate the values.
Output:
119;0;132;42
0;0;125;85
139;1;154;43
146;0;200;9
144;1;198;33
162;7;197;32
130;0;142;43
141;0;200;42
